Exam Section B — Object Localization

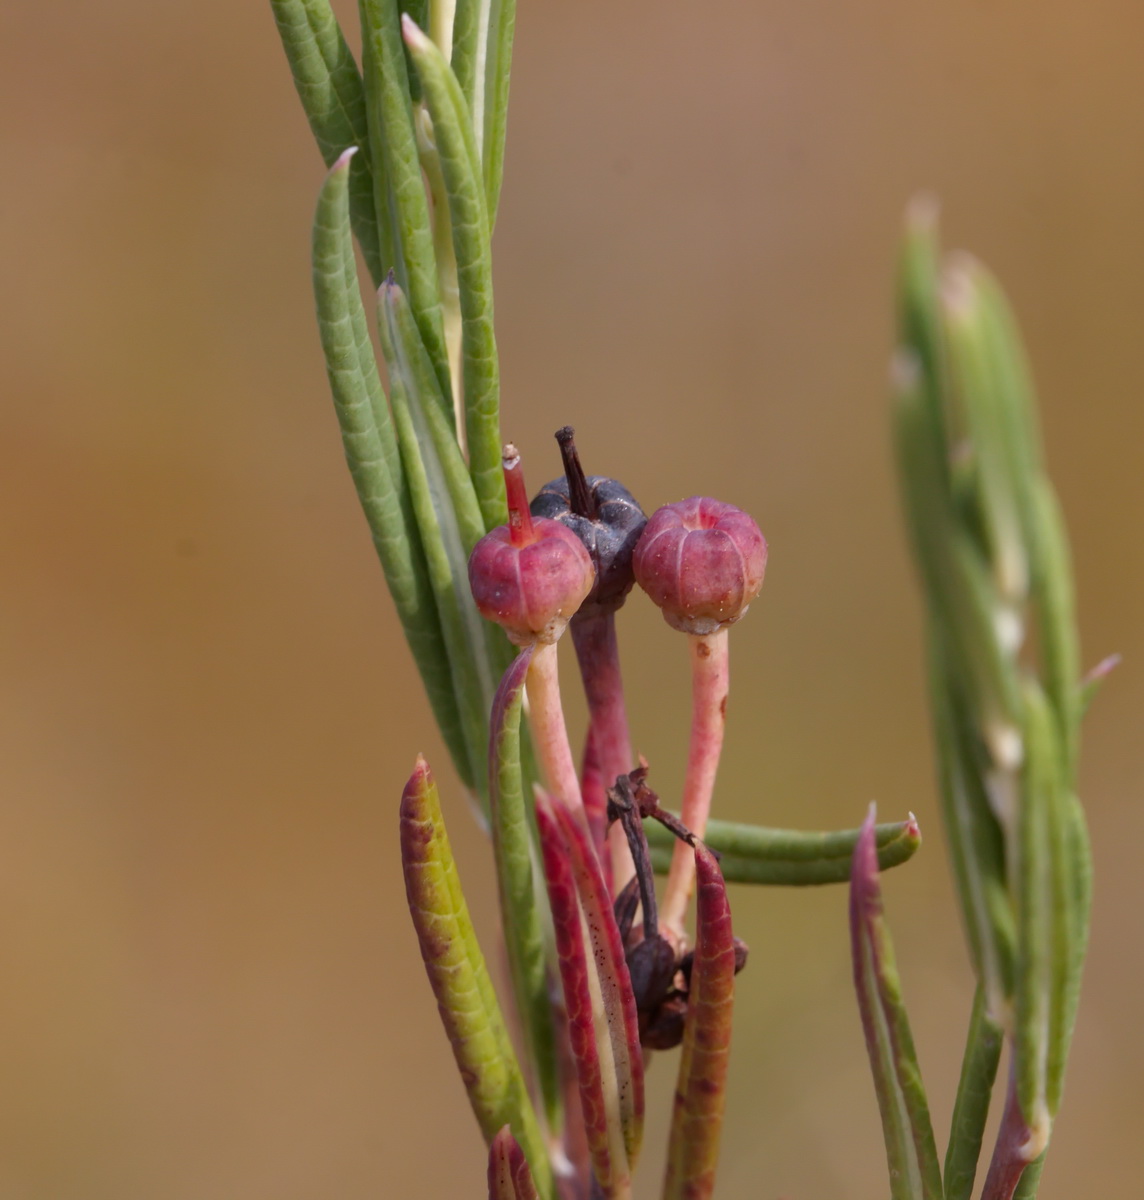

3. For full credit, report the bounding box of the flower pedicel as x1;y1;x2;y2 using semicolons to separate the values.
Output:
633;497;768;941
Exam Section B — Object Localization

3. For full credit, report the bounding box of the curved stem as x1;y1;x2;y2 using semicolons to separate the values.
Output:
660;628;730;940
571;611;636;885
526;639;583;815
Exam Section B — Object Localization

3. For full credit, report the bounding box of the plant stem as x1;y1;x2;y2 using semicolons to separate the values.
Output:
661;628;730;940
980;1069;1038;1200
527;639;583;816
571;611;636;884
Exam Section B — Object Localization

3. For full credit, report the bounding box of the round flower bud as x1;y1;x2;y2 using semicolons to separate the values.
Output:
633;497;767;635
531;428;646;618
468;446;596;646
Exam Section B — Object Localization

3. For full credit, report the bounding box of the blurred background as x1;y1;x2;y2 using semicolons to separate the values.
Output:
2;1;1141;1196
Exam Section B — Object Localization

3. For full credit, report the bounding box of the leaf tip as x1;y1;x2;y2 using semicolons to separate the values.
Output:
401;12;429;51
330;145;359;175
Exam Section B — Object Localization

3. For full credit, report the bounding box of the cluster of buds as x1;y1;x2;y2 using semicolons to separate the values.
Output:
459;430;766;1197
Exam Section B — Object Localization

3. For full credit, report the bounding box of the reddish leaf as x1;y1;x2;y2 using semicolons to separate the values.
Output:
664;843;736;1200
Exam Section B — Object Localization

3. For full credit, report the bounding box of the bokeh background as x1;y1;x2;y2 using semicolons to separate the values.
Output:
2;2;1141;1196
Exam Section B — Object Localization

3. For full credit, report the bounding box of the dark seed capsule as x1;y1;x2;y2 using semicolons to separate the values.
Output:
530;426;647;618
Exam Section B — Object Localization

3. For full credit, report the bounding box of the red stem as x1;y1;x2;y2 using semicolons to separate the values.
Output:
980;1069;1038;1200
571;611;636;885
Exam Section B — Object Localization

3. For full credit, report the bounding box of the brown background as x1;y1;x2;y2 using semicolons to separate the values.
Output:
2;2;1141;1196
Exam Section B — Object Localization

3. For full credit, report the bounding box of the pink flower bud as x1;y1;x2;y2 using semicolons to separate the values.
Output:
633;497;767;635
468;446;596;645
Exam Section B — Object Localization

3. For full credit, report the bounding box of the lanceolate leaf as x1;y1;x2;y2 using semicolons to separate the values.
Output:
379;277;499;795
645;813;921;885
400;759;552;1196
944;986;1004;1200
402;16;507;532
359;0;451;392
849;807;944;1200
271;0;383;282
311;153;470;787
488;1126;541;1200
535;793;632;1198
549;800;644;1172
663;844;736;1200
489;646;561;1133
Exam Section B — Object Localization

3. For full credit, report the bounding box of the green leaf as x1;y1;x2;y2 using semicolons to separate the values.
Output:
311;152;471;787
402;16;507;531
1012;681;1061;1161
378;277;501;796
359;0;452;393
488;648;562;1135
644;814;922;885
271;0;384;283
944;986;1004;1200
849;808;944;1200
400;759;553;1196
928;636;1016;1027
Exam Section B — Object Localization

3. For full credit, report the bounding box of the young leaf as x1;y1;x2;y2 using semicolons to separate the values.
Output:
311;152;471;787
489;646;562;1133
849;807;944;1200
549;800;644;1172
359;0;451;393
944;986;1004;1200
400;758;552;1196
645;812;921;884
402;16;507;531
488;1126;541;1200
535;792;635;1198
663;844;736;1200
379;276;501;796
271;0;384;282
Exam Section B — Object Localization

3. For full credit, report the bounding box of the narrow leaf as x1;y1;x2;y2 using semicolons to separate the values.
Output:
311;152;471;786
379;277;501;796
849;807;943;1200
944;986;1004;1200
403;16;507;531
535;793;631;1197
489;646;562;1133
271;0;384;282
1012;683;1058;1160
663;844;736;1200
478;0;517;226
359;0;451;391
645;813;921;884
549;800;644;1171
400;758;552;1195
928;637;1016;1027
488;1126;541;1200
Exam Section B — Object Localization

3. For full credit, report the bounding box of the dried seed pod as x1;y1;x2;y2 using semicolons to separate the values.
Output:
633;497;767;635
531;426;647;618
468;445;595;646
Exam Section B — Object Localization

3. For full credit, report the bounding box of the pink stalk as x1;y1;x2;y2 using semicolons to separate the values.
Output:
980;1070;1039;1200
527;639;585;818
488;1126;541;1200
571;610;636;884
660;628;731;941
664;843;736;1200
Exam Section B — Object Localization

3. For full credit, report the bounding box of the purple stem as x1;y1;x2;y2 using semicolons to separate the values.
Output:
571;610;636;887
